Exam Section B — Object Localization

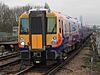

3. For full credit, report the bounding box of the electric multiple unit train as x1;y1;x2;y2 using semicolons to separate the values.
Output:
18;8;92;65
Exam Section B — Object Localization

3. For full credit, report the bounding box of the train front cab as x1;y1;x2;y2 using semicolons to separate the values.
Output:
18;12;29;59
29;10;57;64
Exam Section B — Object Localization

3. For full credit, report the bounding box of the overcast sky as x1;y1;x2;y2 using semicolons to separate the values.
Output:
1;0;100;25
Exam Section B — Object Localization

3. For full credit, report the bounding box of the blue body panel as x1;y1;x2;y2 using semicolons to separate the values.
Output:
20;47;29;52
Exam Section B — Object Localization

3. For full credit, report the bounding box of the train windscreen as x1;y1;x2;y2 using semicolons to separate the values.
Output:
47;17;57;34
31;17;42;34
20;18;29;34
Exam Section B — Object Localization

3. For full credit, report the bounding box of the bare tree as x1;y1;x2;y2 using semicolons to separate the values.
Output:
0;2;32;33
12;5;32;22
0;2;13;32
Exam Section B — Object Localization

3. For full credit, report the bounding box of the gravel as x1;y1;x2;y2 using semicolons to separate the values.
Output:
56;47;91;75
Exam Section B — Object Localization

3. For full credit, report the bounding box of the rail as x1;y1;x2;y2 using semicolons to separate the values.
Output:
0;52;19;61
0;52;20;67
0;57;21;67
15;65;34;75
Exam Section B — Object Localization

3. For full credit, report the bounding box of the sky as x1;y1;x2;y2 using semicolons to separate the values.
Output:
0;0;100;25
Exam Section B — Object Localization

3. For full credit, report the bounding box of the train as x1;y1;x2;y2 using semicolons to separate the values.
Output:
18;8;92;65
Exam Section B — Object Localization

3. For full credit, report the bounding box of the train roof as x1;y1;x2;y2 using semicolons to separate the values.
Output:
29;8;49;13
19;12;28;18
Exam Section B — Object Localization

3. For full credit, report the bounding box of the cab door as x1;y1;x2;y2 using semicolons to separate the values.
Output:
29;11;46;50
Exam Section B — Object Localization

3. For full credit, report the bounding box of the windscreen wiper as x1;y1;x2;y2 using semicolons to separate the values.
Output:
51;24;56;33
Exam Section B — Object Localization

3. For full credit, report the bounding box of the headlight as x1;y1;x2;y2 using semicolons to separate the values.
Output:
21;42;25;46
20;38;25;46
51;36;57;45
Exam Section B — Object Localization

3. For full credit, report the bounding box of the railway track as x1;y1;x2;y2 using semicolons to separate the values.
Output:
0;51;34;75
0;51;22;75
0;51;33;75
0;52;19;61
0;47;85;75
0;59;20;75
0;52;20;67
44;48;82;75
15;49;82;75
0;52;30;75
0;36;91;75
15;42;86;75
0;59;33;75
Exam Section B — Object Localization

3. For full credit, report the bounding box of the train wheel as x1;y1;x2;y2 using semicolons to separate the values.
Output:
58;52;65;62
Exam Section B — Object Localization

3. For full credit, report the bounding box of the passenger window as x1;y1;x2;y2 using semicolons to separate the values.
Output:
72;26;76;31
62;21;63;34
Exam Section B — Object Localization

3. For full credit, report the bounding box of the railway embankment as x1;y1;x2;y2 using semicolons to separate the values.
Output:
56;33;100;75
56;47;91;75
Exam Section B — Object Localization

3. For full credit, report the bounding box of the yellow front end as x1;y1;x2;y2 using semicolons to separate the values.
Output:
18;12;29;48
32;34;42;49
46;34;57;46
46;12;58;47
30;11;58;50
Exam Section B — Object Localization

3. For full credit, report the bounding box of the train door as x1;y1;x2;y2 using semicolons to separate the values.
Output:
59;19;63;36
29;11;46;50
78;23;81;40
68;22;72;46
